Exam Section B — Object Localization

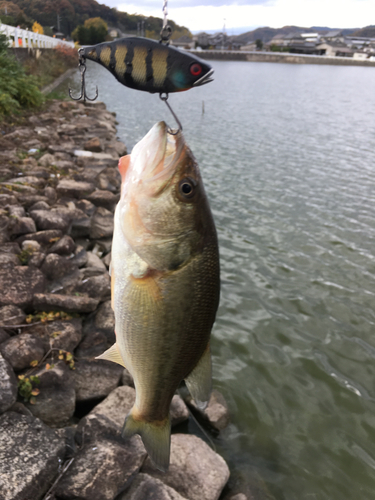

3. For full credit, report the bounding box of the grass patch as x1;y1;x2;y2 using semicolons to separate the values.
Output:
23;45;78;90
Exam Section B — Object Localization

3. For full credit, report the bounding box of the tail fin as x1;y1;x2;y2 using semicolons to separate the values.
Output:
122;409;171;472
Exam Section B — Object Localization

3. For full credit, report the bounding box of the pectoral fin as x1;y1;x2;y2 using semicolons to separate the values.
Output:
185;344;212;410
95;343;126;368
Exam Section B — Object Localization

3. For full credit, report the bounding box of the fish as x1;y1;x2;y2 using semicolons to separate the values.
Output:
80;37;214;94
96;121;220;472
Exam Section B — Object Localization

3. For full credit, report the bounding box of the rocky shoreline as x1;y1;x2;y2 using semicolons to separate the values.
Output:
0;100;239;500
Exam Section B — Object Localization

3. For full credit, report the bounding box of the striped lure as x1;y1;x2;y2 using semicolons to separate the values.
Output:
80;37;214;94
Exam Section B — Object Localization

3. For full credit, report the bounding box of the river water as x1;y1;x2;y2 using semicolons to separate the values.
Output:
65;59;375;499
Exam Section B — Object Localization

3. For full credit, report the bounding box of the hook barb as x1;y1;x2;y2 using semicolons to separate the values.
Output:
159;93;182;135
69;54;98;103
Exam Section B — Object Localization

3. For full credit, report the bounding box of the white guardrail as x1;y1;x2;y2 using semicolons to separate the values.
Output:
0;23;74;48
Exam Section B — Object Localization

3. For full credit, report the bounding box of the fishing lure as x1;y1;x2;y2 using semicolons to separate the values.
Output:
80;37;214;94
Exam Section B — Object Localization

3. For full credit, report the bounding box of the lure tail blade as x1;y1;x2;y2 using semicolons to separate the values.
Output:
122;409;171;472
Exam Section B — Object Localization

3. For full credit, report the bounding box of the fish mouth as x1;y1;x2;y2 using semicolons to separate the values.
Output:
130;122;183;184
193;68;214;87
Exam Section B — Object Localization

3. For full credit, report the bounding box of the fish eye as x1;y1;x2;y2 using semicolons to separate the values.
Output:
178;178;196;199
190;63;202;77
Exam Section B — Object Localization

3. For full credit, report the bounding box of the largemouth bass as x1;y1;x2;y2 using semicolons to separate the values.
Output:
80;37;213;94
97;122;220;471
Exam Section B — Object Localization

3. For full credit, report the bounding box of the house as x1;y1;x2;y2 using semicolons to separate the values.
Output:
353;51;368;60
300;32;320;43
288;41;319;55
316;42;354;57
321;30;345;43
171;35;194;49
193;32;210;48
241;41;257;51
269;34;287;47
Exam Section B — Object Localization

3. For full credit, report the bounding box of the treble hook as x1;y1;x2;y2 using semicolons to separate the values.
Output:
69;51;98;103
159;93;182;135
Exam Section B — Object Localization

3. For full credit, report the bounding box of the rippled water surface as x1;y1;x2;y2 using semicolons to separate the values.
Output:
66;59;375;499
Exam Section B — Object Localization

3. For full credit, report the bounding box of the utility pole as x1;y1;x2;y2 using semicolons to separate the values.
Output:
57;13;61;32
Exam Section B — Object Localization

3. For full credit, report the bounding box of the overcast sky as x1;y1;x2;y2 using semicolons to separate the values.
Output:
102;0;375;33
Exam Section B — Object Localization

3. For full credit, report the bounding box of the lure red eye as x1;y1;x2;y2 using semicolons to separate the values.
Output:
190;63;202;76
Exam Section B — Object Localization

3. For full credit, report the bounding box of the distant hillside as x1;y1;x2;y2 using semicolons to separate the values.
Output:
352;25;375;37
234;26;311;44
6;0;191;38
233;25;359;44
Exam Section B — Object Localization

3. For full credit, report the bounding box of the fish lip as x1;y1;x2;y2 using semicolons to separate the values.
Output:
193;68;214;87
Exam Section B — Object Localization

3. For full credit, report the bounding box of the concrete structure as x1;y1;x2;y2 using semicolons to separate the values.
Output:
190;49;375;67
0;23;74;48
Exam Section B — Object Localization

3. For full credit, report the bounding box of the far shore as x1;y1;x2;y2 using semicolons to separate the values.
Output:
191;49;375;67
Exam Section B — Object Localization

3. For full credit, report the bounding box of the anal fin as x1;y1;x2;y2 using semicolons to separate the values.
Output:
95;343;126;368
185;344;212;410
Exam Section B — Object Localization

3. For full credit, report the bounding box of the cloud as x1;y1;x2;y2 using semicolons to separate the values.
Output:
112;0;375;32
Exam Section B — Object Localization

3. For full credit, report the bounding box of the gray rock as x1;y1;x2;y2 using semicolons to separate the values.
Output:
17;229;63;247
84;136;102;152
71;245;88;267
0;353;17;413
85;385;135;430
86;250;107;270
33;293;99;313
30;318;82;353
86;190;119;209
0;328;10;343
8;216;37;236
48;234;76;255
41;253;78;281
118;473;188;500
76;273;111;300
18;194;50;208
8;401;33;417
187;390;230;431
38;152;57;167
102;251;111;268
81;266;106;278
227;495;247;500
75;198;96;216
25;362;75;427
90;207;114;239
96;166;121;192
55;437;146;500
0;253;19;266
8;175;45;189
0;242;21;254
70;212;91;238
44;186;57;204
75;328;107;359
0;194;18;206
141;434;230;500
121;368;134;387
28;251;45;268
30;209;70;232
56;179;95;198
94;300;115;340
0;305;26;326
0;266;45;309
73;359;123;402
8;205;25;217
0;334;45;371
29;200;50;211
170;395;189;426
0;412;65;500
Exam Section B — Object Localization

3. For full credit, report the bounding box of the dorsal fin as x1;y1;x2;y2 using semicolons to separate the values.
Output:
95;343;126;367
